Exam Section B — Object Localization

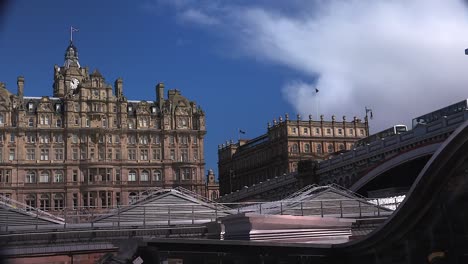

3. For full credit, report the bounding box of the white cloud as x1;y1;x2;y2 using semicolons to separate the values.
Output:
178;9;220;25
158;0;468;131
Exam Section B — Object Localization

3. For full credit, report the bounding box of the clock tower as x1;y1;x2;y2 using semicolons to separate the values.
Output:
53;41;88;98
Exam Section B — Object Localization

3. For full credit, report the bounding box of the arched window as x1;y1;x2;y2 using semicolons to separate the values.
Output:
128;170;137;182
25;194;36;209
54;171;64;183
129;192;137;204
39;171;49;183
53;193;64;210
141;170;149;181
304;143;310;153
153;170;162;181
211;191;218;200
39;194;50;211
26;171;36;183
327;144;334;153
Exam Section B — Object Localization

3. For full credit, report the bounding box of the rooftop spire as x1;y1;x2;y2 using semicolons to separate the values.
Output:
64;27;81;68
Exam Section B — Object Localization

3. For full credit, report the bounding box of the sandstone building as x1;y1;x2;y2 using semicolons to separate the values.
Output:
218;114;369;195
0;41;208;211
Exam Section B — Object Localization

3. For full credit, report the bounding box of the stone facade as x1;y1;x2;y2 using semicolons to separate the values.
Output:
0;41;208;211
218;114;369;196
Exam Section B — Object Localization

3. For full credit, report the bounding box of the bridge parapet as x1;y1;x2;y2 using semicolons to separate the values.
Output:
316;111;468;176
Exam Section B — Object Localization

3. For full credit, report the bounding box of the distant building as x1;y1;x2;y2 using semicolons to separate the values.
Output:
0;40;207;211
218;114;369;196
205;169;219;201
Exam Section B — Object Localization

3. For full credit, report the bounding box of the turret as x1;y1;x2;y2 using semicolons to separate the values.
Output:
115;78;123;98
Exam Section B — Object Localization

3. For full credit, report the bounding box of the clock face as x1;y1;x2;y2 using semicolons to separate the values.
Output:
70;78;79;89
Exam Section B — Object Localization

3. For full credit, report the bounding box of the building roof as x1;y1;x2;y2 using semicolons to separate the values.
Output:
94;187;230;225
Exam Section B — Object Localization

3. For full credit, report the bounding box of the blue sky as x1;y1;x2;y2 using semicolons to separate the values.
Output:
2;0;468;176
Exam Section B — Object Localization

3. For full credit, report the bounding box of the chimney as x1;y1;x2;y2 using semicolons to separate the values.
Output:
156;82;165;110
115;78;123;97
17;76;24;97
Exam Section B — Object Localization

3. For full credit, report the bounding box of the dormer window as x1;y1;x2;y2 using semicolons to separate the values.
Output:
151;106;157;113
28;102;34;112
55;104;61;112
128;106;133;112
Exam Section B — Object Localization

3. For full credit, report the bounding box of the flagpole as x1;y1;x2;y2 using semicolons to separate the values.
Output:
70;26;72;42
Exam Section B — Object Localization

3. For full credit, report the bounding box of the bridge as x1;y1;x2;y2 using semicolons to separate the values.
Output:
218;109;468;203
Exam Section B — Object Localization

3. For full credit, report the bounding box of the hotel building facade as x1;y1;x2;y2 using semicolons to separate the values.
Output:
218;114;369;196
0;41;208;211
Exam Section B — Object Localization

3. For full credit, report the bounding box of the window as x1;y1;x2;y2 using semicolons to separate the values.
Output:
193;149;199;161
26;149;35;160
181;168;191;180
72;193;78;209
115;169;121;182
153;170;162;181
115;135;120;143
170;149;175;160
153;135;160;144
107;148;112;160
128;135;136;144
86;117;90;127
128;119;134;129
193;136;198;145
360;129;365;136
292;144;299;153
80;146;86;159
56;119;62;127
0;170;10;183
180;148;188;162
72;148;78;160
99;148;105;160
107;135;112;143
10;133;15;143
315;128;320;134
53;194;64;211
326;128;331;135
54;134;63;143
152;148;161;160
169;135;175;144
141;170;149;181
0;114;3;124
115;149;121;160
180;135;188;144
39;171;50;183
54;171;64;183
140;149;148;160
328;144;334;153
55;148;64;160
98;135;104;143
72;170;78;182
102;118;107;128
349;128;354;135
26;194;36;208
40;149;49;160
338;128;343;135
28;118;34;127
28;102;34;112
138;117;148;127
90;148;95;159
139;135;148;144
26;171;36;183
128;170;137;182
40;134;49;143
8;149;15;161
128;149;136;160
317;144;322;154
39;194;50;211
339;144;345;151
304;143;311;153
303;128;308;134
292;127;297;134
71;134;78;143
